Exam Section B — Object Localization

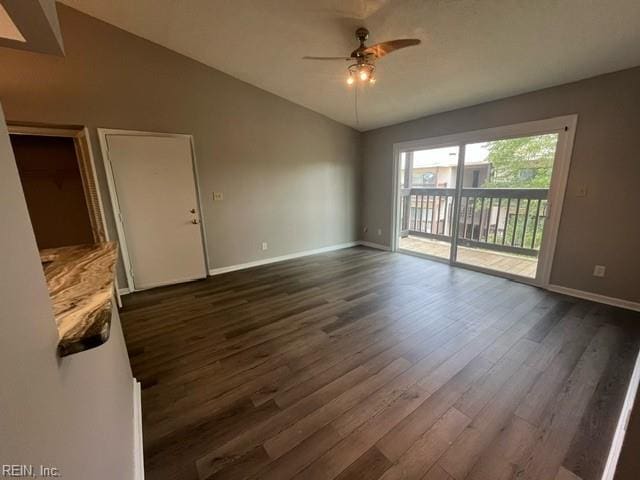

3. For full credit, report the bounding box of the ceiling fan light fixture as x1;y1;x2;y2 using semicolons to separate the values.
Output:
304;27;420;90
348;62;375;84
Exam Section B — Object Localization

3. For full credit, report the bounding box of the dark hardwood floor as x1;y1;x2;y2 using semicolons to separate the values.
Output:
119;246;640;480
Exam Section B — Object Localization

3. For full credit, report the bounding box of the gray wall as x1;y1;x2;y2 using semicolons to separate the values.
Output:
361;67;640;303
0;5;361;284
0;105;135;478
1;5;636;305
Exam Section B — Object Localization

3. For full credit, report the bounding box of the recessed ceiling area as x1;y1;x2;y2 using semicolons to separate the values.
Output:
59;0;640;131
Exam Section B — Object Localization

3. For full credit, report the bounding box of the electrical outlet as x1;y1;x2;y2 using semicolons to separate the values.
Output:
261;242;268;251
377;228;382;236
593;265;606;277
363;226;368;233
213;192;224;201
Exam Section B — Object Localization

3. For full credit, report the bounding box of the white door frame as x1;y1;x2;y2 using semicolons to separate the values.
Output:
98;128;210;292
7;124;110;245
391;114;578;288
6;124;125;303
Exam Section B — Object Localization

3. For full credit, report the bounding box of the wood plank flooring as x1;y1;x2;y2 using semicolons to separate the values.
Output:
119;246;640;480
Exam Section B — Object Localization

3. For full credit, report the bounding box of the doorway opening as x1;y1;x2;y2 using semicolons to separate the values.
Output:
393;116;576;286
9;125;107;249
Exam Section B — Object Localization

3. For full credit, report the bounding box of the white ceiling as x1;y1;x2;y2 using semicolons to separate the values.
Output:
59;0;640;131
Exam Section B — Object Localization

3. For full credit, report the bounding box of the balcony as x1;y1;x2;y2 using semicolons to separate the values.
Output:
399;187;548;278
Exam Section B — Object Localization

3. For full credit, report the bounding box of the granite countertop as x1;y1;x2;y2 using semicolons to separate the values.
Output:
40;242;118;357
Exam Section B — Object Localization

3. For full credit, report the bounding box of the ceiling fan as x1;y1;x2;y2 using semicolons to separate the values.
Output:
303;27;420;85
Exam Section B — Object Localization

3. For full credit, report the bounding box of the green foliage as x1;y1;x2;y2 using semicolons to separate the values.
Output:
483;134;557;188
499;199;547;250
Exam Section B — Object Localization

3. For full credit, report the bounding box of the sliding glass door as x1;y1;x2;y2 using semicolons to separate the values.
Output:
455;135;558;278
394;117;575;285
398;146;459;260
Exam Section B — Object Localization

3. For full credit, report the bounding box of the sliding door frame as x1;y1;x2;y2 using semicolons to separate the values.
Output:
391;114;578;287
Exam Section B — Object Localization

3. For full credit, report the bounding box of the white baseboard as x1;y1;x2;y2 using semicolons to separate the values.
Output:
208;241;359;276
358;240;391;251
132;378;144;480
601;348;640;480
547;284;640;312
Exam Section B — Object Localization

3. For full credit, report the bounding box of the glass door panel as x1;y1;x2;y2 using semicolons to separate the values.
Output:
455;134;559;278
398;146;459;260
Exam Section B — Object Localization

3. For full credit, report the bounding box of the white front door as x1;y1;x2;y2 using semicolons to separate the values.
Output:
105;134;207;290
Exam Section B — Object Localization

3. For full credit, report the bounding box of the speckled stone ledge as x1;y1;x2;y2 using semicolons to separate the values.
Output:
40;242;118;357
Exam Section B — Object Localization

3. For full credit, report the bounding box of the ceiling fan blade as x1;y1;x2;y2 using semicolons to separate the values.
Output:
302;56;352;61
363;39;421;58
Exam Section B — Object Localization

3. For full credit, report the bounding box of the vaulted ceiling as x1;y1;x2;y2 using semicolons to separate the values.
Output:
59;0;640;131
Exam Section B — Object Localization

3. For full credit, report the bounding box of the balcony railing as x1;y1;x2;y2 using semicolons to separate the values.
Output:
400;187;549;257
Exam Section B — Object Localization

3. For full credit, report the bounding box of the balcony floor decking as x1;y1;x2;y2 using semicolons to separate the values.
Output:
399;235;538;278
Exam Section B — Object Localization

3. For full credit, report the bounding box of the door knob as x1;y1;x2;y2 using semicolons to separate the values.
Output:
191;219;199;224
190;208;196;213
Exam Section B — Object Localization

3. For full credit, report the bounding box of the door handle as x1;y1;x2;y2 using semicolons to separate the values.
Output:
190;208;196;214
191;219;199;224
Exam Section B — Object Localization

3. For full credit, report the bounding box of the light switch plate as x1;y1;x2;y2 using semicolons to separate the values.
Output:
213;192;224;201
593;265;606;277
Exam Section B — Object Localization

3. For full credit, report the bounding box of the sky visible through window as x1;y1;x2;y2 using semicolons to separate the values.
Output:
412;143;489;168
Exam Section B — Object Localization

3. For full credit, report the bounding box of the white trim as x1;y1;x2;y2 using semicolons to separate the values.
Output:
132;378;144;480
359;241;391;251
187;135;211;274
536;117;577;287
79;127;125;307
391;115;578;288
601;349;640;480
390;144;400;252
6;124;110;242
7;124;80;137
98;131;136;291
98;128;209;293
132;276;205;292
118;287;131;296
547;284;640;312
391;115;578;153
208;242;359;276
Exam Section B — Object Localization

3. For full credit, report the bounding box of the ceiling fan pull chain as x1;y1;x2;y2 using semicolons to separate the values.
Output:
354;83;360;128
